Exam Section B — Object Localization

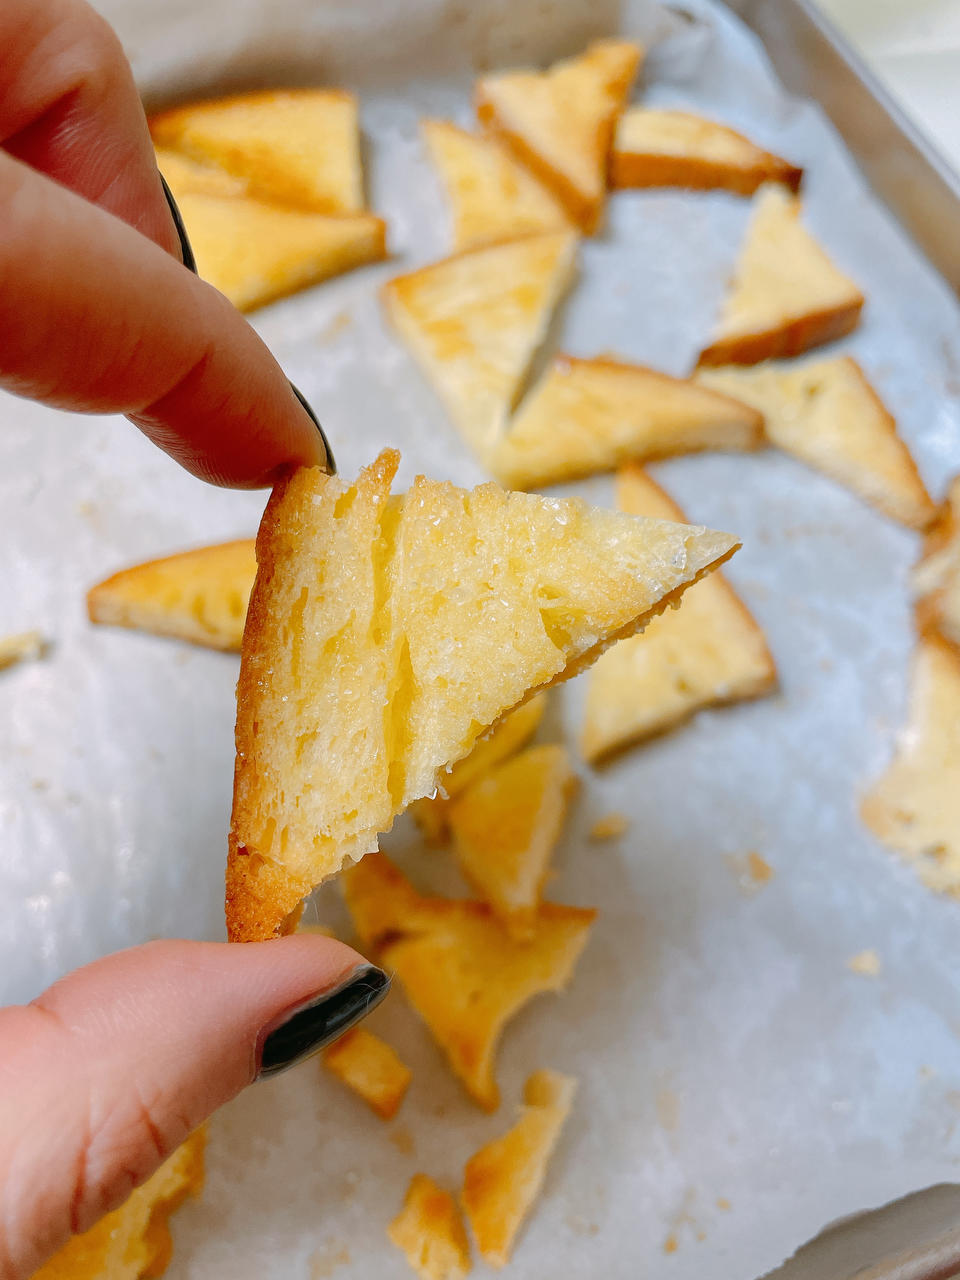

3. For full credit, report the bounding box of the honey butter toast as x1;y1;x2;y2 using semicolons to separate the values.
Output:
389;1175;472;1280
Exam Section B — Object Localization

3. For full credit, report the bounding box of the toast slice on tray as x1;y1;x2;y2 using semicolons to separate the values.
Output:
914;476;960;652
696;357;935;529
155;146;248;199
382;231;578;462
422;118;573;251
228;449;738;941
698;184;864;366
610;108;802;195
476;40;643;233
490;355;763;489
389;1175;472;1280
582;467;776;763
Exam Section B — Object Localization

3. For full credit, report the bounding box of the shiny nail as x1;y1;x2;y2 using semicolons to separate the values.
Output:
159;173;198;274
289;381;336;474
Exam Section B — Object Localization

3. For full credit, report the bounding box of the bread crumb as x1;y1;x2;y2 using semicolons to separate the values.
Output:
590;812;629;841
0;630;45;671
728;850;773;893
663;1234;679;1254
389;1124;415;1156
318;310;353;342
716;1197;731;1211
311;1243;351;1278
847;949;881;977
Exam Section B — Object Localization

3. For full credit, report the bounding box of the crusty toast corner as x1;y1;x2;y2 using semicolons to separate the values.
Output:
697;299;863;367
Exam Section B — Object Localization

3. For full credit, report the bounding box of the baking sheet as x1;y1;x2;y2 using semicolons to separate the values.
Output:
4;0;960;1276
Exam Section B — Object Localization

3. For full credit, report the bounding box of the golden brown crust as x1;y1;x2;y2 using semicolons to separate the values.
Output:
697;297;863;367
914;478;960;651
149;88;355;134
610;151;802;195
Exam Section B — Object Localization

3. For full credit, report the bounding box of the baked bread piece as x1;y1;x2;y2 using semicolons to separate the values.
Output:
698;184;864;366
611;108;802;195
861;637;960;895
914;476;960;652
323;1026;411;1120
462;1070;575;1267
582;467;776;762
228;450;738;941
0;630;44;670
490;355;763;489
33;1129;205;1280
696;357;935;530
150;89;363;214
422;119;573;252
87;540;257;652
382;231;578;462
389;1174;472;1280
343;854;594;1110
448;744;576;938
155;146;248;199
476;40;643;232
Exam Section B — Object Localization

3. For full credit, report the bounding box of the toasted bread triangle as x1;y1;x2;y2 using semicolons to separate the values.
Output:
582;467;776;762
150;89;363;213
476;40;643;232
228;450;738;940
611;108;802;195
87;540;256;651
698;184;863;366
490;355;763;489
382;231;577;461
156;146;248;199
696;357;935;530
861;638;960;895
914;476;960;652
389;1175;472;1280
423;119;573;252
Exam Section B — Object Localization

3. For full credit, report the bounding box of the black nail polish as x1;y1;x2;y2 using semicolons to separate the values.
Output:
159;173;198;274
289;381;336;474
256;964;389;1079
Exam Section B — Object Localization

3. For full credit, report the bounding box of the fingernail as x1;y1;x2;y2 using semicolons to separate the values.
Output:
256;964;389;1079
289;381;336;474
159;173;198;274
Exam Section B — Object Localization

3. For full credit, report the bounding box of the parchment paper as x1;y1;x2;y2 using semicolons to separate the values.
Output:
4;1;960;1276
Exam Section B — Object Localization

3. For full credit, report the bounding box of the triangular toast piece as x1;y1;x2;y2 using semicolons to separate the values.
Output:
342;855;594;1110
174;192;385;312
461;1070;576;1266
87;540;256;651
389;1175;472;1280
698;184;863;366
861;638;960;895
382;231;577;461
490;355;763;489
476;40;643;232
696;357;935;530
150;89;363;213
155;146;248;199
448;744;576;938
582;467;776;763
914;476;960;653
611;108;802;195
423;119;573;252
228;450;737;940
0;630;44;670
323;1027;412;1120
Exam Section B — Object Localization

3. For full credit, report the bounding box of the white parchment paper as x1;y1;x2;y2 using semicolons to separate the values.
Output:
4;1;960;1276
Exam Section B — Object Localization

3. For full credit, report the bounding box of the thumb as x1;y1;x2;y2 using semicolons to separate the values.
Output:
0;937;389;1279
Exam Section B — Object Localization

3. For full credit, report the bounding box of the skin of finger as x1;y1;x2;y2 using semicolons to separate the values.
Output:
0;151;327;487
0;0;178;255
0;935;365;1279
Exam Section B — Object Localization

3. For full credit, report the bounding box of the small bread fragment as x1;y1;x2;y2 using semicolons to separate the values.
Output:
698;184;864;366
342;854;594;1110
461;1070;576;1267
87;540;256;651
582;467;776;763
422;119;573;252
914;476;960;652
228;450;738;941
448;744;576;937
155;146;248;199
150;89;363;213
0;630;44;670
323;1026;412;1120
696;357;935;530
33;1129;205;1280
861;637;960;895
490;355;763;489
389;1174;472;1280
611;108;802;195
382;231;577;461
476;40;643;232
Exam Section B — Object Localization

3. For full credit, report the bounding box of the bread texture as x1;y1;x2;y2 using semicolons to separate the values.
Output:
698;184;863;366
87;540;257;651
323;1027;412;1120
476;40;643;232
461;1070;576;1267
611;108;802;194
422;119;573;252
914;476;960;652
228;451;738;941
582;467;776;762
490;355;763;489
389;1175;472;1280
696;357;935;530
150;89;363;213
382;232;578;461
